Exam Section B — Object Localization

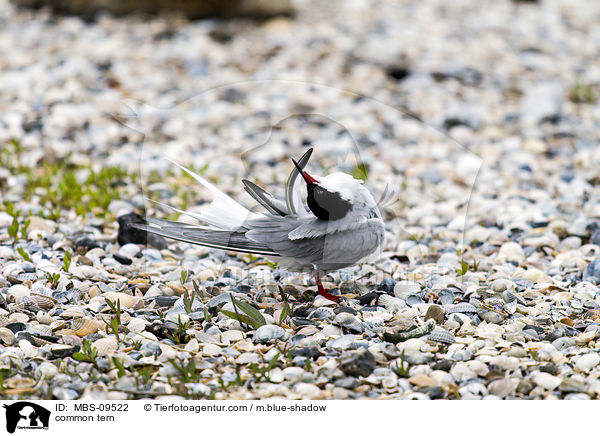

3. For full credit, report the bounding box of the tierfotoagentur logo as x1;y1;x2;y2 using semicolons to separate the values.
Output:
2;402;51;434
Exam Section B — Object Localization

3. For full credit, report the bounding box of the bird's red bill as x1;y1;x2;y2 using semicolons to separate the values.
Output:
301;170;318;184
292;158;318;184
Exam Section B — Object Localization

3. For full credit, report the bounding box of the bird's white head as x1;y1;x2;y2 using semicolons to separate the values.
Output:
292;159;377;221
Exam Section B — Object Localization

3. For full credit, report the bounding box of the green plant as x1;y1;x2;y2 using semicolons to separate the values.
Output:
112;357;127;378
45;272;61;288
20;218;30;239
350;162;369;181
183;290;194;314
73;339;98;363
457;259;469;276
304;356;312;372
135;366;156;386
168;315;190;345
277;286;293;325
457;258;480;276
7;217;19;241
3;202;16;217
62;250;72;272
10;138;23;155
180;270;189;285
17;247;32;262
203;306;212;324
103;298;122;344
248;352;281;383
192;280;205;299
220;296;266;329
46;208;61;220
170;357;199;384
410;232;425;242
391;351;410;378
279;301;292;325
569;82;597;104
12;156;132;218
217;367;244;390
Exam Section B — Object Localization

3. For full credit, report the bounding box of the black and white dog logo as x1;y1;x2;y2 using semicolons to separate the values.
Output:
3;402;50;433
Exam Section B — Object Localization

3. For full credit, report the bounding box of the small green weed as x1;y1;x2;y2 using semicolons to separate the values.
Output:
391;351;410;378
457;258;480;276
350;162;369;181
192;280;205;299
170;357;199;384
220;296;266;330
8;217;19;241
180;270;189;285
183;290;194;314
168;315;190;345
457;259;469;276
73;339;99;363
17;247;32;262
569;82;597;104
103;298;122;344
410;233;425;242
62;250;72;272
112;357;127;378
45;272;61;288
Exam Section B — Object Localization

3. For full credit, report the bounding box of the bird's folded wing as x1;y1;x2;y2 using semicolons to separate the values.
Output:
245;215;382;269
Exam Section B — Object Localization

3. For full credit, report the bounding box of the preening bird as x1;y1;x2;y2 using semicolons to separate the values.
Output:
134;148;386;302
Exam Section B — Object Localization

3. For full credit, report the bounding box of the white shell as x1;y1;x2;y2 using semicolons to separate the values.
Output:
60;306;86;319
254;324;285;343
0;327;16;345
28;293;57;309
103;291;140;309
72;318;104;337
26;324;53;336
92;337;118;355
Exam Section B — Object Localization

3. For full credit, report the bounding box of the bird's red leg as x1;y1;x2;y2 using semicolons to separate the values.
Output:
315;274;340;302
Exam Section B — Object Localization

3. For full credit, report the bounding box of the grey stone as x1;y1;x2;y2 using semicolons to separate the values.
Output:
339;349;376;378
583;259;600;283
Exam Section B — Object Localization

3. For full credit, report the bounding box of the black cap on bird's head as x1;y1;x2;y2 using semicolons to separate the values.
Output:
291;157;352;221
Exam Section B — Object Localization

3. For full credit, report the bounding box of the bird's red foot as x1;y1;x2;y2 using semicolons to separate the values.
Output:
316;276;340;302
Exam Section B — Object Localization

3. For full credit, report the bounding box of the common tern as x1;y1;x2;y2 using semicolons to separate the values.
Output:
134;148;386;302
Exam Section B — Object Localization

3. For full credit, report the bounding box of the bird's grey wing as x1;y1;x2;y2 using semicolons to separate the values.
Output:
246;217;324;266
246;215;383;270
285;147;313;215
242;179;288;216
132;217;278;256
